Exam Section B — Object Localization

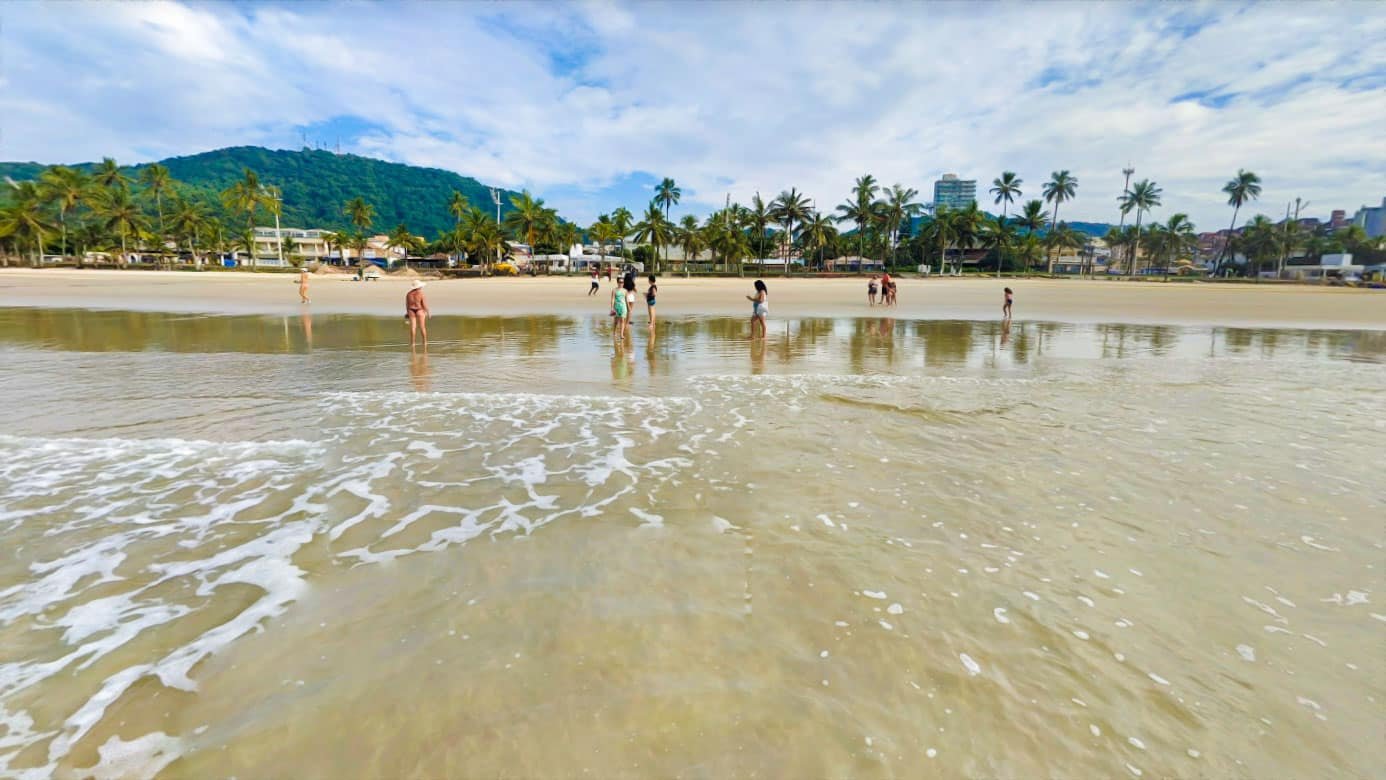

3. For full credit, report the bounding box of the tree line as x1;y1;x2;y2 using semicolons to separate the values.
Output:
3;159;1381;274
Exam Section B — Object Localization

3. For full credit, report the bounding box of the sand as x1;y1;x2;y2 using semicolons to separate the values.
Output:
1;268;1382;328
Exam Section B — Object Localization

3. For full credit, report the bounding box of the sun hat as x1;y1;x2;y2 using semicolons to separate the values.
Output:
411;280;426;290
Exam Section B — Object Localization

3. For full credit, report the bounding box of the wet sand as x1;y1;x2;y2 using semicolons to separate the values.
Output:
1;269;1382;328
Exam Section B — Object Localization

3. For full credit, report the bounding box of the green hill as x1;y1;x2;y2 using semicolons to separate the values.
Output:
0;146;520;238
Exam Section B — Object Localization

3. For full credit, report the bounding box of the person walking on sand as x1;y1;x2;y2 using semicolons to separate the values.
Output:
645;274;659;327
868;275;878;306
610;277;629;346
405;280;429;349
298;267;311;304
588;267;600;296
746;279;768;339
1003;286;1013;320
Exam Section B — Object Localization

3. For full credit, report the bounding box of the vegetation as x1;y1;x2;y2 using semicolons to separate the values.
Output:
4;146;1381;278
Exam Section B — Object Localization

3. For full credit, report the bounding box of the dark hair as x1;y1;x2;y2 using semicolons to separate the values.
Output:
1004;287;1013;293
754;279;767;293
624;277;636;291
647;274;656;283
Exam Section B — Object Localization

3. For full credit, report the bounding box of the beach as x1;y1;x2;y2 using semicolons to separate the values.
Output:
1;268;1383;328
1;273;1384;779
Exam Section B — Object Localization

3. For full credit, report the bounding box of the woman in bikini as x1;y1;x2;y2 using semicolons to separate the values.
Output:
405;280;429;349
298;267;311;304
645;274;659;327
746;279;768;339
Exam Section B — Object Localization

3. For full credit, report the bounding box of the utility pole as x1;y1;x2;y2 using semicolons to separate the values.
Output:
1117;165;1134;275
490;188;502;274
1280;198;1307;278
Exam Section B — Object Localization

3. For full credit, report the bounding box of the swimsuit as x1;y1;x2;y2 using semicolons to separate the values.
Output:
647;286;657;306
613;295;628;317
753;297;768;317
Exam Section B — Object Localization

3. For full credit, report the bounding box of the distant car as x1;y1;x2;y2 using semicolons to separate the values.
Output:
356;265;381;281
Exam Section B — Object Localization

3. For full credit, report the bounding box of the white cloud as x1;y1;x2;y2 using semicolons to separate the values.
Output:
1;1;1382;227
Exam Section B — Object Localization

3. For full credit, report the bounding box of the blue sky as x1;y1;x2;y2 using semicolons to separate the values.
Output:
2;1;1384;230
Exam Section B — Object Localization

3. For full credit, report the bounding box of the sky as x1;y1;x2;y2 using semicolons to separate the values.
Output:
2;1;1384;230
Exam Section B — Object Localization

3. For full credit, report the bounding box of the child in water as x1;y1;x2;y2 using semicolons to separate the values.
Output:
645;274;658;327
1003;287;1013;320
611;279;628;345
868;276;878;306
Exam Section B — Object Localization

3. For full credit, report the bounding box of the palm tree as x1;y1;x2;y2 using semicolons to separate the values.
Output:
633;201;674;271
94;185;145;265
139;163;173;246
502;190;548;267
841;174;879;265
801;210;839;270
1158;213;1195;279
1041;170;1078;273
880;184;923;267
654;177;681;269
610;207;634;261
222;169;264;267
949;202;985;275
344;196;375;235
748;194;772;270
982;213;1017;274
169;195;209;266
0;181;55;266
386;222;419;267
92;157;128;191
770;188;811;274
921;207;955;275
448;190;469;229
677;214;704;271
1044;223;1085;272
38;165;88;260
990;172;1023;219
1236;215;1280;277
1218;169;1262;272
1117;179;1162;277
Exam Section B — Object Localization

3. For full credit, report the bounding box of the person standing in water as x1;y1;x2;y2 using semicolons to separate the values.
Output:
1003;286;1014;320
298;267;311;304
623;276;638;341
867;276;878;306
746;279;768;339
610;276;629;346
645;274;658;327
405;280;429;349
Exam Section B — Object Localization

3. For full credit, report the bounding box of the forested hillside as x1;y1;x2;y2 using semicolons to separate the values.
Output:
0;146;518;237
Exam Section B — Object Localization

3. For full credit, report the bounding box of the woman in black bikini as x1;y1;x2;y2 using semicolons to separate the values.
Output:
645;274;658;327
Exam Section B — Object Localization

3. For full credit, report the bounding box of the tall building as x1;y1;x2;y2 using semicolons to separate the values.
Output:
1329;209;1348;229
933;174;977;211
1351;197;1386;237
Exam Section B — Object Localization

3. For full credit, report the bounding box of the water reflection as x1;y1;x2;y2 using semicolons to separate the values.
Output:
409;350;431;392
0;308;1381;370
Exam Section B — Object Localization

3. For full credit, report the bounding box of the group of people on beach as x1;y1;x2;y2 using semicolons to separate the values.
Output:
389;269;1008;350
868;273;898;307
597;269;770;343
606;269;660;345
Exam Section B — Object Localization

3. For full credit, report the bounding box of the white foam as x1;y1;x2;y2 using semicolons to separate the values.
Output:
960;653;981;676
993;608;1010;624
1237;645;1256;662
862;590;887;600
887;603;904;615
1147;673;1170;686
630;508;664;527
1090;724;1101;736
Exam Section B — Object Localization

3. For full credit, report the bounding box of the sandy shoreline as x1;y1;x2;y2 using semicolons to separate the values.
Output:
1;269;1382;329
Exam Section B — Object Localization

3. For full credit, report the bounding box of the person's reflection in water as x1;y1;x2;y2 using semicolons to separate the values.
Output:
409;349;432;392
750;338;766;374
645;326;659;375
611;344;633;383
300;310;313;350
1001;318;1012;348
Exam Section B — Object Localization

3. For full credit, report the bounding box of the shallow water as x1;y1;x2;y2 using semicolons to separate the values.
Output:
1;308;1383;779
